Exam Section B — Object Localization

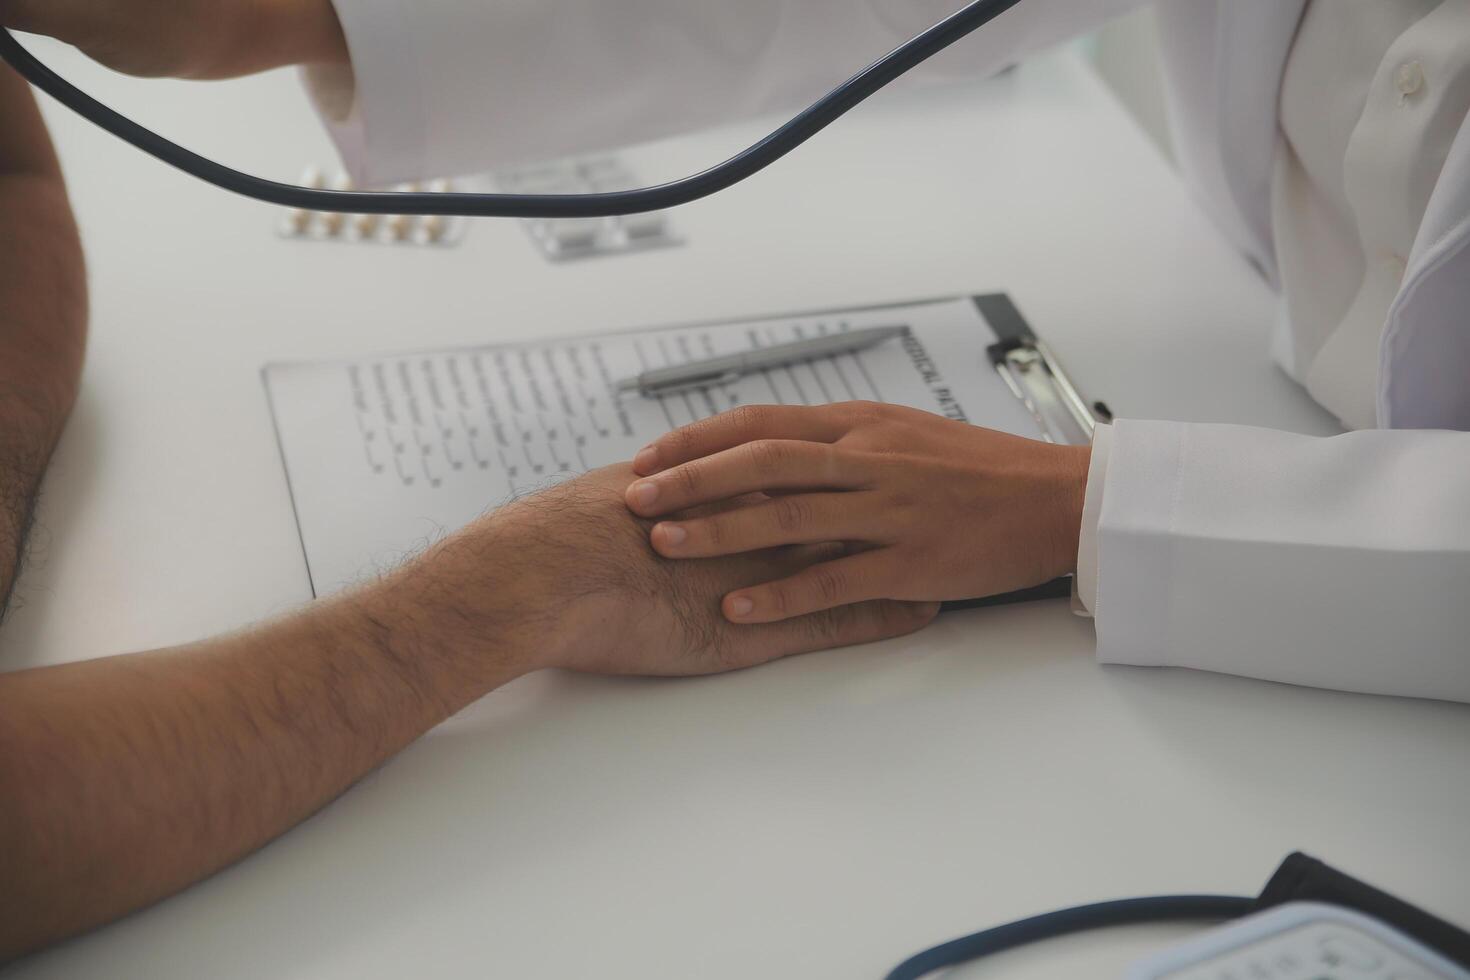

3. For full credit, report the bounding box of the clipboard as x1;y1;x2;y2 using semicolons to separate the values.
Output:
263;292;1106;604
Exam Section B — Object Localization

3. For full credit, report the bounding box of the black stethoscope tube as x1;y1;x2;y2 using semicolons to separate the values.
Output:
884;895;1254;979
0;0;1021;218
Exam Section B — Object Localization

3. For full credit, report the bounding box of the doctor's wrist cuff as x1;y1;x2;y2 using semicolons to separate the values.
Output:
1071;422;1112;618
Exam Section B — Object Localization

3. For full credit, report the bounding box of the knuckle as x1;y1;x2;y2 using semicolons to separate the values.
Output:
666;416;715;458
815;444;843;484
746;439;790;476
810;565;848;606
764;583;793;618
834;403;889;444
886;487;919;513
700;516;725;549
729;404;772;430
670;462;703;498
772;496;811;535
661;426;692;457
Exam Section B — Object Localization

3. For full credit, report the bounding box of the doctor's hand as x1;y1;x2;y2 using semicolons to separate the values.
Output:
0;0;347;79
622;403;1091;623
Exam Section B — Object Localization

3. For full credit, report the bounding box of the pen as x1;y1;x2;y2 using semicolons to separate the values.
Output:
614;324;909;397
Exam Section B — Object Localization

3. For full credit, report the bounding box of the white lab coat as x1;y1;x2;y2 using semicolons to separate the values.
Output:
312;0;1470;702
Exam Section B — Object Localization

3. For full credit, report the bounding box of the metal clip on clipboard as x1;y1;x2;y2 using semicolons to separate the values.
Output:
990;337;1100;445
973;294;1112;447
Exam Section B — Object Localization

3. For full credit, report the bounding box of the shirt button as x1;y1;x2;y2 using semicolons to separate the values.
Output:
1396;60;1425;102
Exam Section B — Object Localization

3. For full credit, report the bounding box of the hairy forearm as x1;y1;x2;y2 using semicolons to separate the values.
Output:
0;449;931;958
0;73;87;610
0;566;538;960
0;66;519;958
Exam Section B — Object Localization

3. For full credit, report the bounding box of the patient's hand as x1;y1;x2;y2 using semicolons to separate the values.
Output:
373;464;939;684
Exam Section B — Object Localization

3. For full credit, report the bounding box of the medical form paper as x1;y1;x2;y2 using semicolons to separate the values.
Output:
264;295;1044;595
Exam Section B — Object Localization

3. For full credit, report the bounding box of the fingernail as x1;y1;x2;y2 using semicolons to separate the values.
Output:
728;595;755;619
657;523;687;547
633;445;659;472
631;481;659;508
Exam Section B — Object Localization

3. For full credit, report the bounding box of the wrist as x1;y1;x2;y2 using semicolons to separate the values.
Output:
328;581;533;719
339;512;575;710
1049;443;1091;578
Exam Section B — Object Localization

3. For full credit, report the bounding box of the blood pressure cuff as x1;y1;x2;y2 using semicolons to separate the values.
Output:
1256;852;1470;967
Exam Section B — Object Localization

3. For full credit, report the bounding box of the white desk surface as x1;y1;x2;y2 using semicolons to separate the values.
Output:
4;40;1467;980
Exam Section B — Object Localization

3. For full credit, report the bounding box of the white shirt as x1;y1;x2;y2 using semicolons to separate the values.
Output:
1275;0;1470;430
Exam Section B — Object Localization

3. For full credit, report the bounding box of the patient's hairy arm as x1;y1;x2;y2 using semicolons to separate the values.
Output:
0;549;543;960
0;70;86;613
0;466;935;960
0;69;498;956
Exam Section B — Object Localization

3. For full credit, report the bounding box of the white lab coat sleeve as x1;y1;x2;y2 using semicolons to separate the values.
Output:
308;0;1148;186
1094;419;1470;703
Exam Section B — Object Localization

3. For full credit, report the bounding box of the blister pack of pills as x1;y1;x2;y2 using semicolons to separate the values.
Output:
493;157;682;261
276;168;468;247
275;157;681;259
